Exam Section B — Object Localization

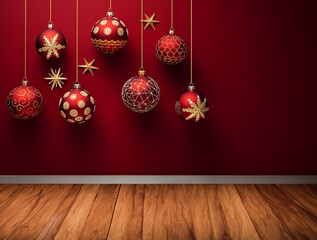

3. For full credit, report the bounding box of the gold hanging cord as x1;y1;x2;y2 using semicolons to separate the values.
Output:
190;0;193;84
24;0;27;80
140;0;144;69
76;0;79;82
171;0;173;29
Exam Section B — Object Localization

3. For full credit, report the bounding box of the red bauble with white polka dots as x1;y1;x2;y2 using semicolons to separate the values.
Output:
36;24;67;60
59;83;96;124
155;29;187;65
91;11;128;54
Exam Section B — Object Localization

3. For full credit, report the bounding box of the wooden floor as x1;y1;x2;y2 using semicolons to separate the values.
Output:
0;184;316;239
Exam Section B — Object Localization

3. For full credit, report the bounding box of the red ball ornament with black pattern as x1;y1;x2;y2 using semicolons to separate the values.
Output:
36;24;67;60
175;84;209;122
6;79;43;120
59;82;96;124
91;10;128;54
155;29;187;65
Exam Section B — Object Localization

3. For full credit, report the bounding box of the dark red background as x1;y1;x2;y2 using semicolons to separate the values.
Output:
0;0;316;175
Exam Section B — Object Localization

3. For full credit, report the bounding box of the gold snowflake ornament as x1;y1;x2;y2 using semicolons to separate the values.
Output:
45;68;67;90
38;34;66;59
182;95;209;122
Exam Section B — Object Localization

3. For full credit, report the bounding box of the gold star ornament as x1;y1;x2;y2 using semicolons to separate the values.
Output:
183;95;209;122
140;13;160;30
45;68;67;90
78;58;99;76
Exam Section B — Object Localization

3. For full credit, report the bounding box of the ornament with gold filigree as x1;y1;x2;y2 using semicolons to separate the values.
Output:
59;82;96;124
36;23;67;60
175;84;209;122
91;9;128;54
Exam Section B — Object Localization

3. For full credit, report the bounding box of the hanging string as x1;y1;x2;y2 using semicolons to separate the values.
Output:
76;0;78;82
49;0;52;23
109;0;112;9
24;0;27;80
171;0;173;29
190;0;193;84
140;0;143;69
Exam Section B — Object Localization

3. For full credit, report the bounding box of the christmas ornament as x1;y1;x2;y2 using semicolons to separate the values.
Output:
78;58;99;76
140;13;160;30
59;82;95;124
175;0;209;122
7;80;43;120
36;24;67;60
91;1;128;54
122;0;160;113
155;29;187;65
122;69;160;113
59;0;95;124
7;0;43;120
175;84;208;122
155;0;186;65
44;68;67;90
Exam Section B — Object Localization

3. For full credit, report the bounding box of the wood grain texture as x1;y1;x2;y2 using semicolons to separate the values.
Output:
216;184;261;240
108;184;144;240
54;184;100;240
0;184;316;239
0;184;43;239
204;185;232;240
79;184;120;240
255;184;317;239
235;184;295;240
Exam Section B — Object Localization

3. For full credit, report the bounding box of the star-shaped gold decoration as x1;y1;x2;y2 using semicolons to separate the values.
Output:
78;58;99;76
38;34;66;59
44;68;67;90
183;95;209;122
140;13;160;30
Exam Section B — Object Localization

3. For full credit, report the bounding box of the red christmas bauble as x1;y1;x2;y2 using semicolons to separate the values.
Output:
175;85;209;122
91;11;128;54
36;24;67;60
155;30;187;65
59;83;96;124
122;70;160;113
6;80;43;120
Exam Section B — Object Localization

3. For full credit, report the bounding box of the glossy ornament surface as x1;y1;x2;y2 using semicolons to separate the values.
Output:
59;83;96;124
6;80;43;120
175;85;209;122
91;11;128;54
122;70;160;113
155;29;187;65
36;24;67;60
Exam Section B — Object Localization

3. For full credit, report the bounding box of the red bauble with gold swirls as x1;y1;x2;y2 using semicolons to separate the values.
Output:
59;83;96;124
36;24;67;60
91;11;128;54
122;69;160;113
6;80;43;120
175;85;209;122
155;29;187;65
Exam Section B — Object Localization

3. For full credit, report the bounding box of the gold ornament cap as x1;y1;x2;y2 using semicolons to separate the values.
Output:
22;80;29;86
106;11;114;17
138;69;146;76
169;28;175;35
48;23;54;29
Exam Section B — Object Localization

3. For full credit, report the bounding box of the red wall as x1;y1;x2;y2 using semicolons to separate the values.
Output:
0;0;316;175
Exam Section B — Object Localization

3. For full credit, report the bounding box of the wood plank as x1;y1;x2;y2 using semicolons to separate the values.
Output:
216;184;260;240
255;184;317;239
108;184;144;240
144;184;194;240
0;185;44;239
204;185;232;240
0;184;24;208
7;184;82;239
235;184;296;240
278;184;317;217
79;184;120;240
54;184;100;240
